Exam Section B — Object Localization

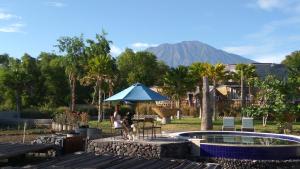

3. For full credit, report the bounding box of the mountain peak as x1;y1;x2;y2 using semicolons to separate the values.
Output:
146;41;256;67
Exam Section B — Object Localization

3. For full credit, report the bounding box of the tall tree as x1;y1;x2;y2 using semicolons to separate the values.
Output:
205;63;228;121
82;31;115;122
201;76;212;130
56;35;85;112
38;52;69;107
162;66;195;118
117;49;164;87
0;58;29;113
21;53;42;107
282;51;300;79
235;64;257;109
189;62;206;118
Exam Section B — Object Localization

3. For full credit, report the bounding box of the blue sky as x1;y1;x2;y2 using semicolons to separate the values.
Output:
1;0;300;63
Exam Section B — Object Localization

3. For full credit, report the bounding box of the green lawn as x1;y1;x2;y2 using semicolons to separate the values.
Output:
89;118;300;135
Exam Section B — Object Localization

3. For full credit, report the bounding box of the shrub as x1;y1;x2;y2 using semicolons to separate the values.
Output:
76;104;98;116
56;106;70;114
181;106;197;117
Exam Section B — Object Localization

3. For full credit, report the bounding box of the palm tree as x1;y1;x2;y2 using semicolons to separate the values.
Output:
189;62;206;118
162;66;195;119
81;31;114;122
235;64;257;108
205;63;228;121
56;35;85;112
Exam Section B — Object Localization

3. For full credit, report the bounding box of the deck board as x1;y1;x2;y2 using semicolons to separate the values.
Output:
17;153;219;169
0;143;58;159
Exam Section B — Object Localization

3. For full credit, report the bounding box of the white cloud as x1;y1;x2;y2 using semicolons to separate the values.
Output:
223;45;258;56
110;45;123;56
0;23;25;33
46;1;66;8
131;42;158;49
255;0;300;13
223;44;289;63
247;17;300;39
0;11;20;20
255;52;288;63
257;0;282;10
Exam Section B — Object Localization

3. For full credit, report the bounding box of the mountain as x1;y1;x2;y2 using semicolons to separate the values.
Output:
146;41;256;67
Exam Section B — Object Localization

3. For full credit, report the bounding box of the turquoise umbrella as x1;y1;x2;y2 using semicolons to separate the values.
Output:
104;83;168;102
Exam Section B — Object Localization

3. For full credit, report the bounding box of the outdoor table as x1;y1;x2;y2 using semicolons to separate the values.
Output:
133;118;156;139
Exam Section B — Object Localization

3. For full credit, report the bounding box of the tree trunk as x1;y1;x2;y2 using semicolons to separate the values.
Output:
177;99;181;119
108;79;113;107
212;79;217;121
98;79;103;122
240;70;245;111
91;85;97;105
263;114;268;127
69;74;76;112
248;82;252;105
201;76;213;130
198;84;203;119
16;89;21;115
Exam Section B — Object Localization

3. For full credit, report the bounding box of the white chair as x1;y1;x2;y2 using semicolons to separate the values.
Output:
222;117;235;131
241;117;254;132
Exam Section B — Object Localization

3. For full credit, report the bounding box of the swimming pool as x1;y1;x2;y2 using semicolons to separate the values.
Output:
172;131;300;160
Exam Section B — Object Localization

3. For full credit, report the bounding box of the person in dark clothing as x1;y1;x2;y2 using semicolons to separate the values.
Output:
122;112;133;139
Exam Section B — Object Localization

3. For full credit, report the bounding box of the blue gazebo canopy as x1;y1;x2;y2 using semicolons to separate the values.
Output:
104;83;168;102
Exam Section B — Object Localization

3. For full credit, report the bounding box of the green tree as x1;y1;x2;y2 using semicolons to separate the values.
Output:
282;51;300;79
244;75;299;130
189;62;206;118
0;58;29;113
162;66;195;119
205;63;228;121
82;31;115;121
0;54;9;67
21;53;43;107
56;35;85;112
235;64;257;109
38;52;69;107
117;49;163;87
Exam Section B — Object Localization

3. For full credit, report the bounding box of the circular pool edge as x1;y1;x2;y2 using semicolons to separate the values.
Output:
170;131;300;160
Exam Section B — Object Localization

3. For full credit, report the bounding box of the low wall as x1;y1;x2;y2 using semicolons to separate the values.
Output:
0;111;20;119
87;138;190;159
0;118;52;127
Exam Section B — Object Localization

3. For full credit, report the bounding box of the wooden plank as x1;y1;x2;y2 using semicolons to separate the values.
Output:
92;156;130;169
24;153;209;169
127;159;159;169
32;153;80;168
0;143;56;159
105;157;145;169
76;155;116;168
48;153;95;167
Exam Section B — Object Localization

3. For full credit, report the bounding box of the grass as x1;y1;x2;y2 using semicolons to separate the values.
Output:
2;117;299;143
0;128;52;143
89;118;300;135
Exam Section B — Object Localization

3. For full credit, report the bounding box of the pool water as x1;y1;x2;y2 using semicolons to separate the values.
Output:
181;133;300;145
175;131;300;160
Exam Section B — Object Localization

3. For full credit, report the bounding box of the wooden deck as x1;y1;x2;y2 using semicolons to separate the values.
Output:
0;143;58;159
20;153;220;169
